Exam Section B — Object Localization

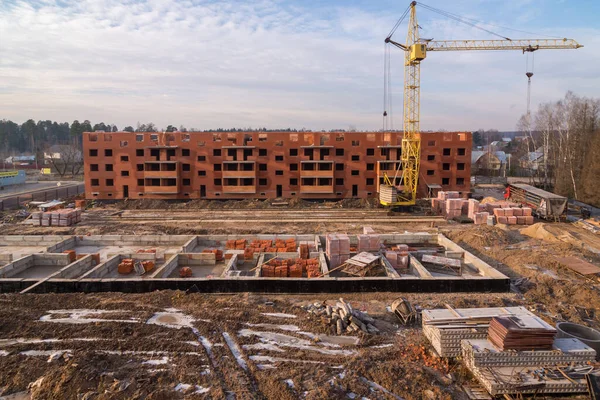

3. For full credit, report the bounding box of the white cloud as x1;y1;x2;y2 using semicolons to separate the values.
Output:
0;0;597;131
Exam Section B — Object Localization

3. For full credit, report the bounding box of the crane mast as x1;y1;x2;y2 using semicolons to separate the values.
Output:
380;1;582;207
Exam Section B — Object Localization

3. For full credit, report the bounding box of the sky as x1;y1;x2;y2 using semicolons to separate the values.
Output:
0;0;598;132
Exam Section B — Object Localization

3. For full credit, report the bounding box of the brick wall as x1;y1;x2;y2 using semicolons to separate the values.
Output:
83;131;472;200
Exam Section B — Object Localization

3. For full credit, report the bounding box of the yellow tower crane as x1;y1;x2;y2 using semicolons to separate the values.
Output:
379;1;582;207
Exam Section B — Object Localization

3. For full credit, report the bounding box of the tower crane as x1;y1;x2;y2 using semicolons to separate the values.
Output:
379;1;582;207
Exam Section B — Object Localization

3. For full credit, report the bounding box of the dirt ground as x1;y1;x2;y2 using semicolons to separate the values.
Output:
1;201;600;399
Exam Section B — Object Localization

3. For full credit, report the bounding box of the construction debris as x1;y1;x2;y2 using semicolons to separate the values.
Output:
338;252;381;277
302;298;380;335
390;297;418;325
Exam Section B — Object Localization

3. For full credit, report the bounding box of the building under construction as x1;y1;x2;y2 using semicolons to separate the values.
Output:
83;130;471;200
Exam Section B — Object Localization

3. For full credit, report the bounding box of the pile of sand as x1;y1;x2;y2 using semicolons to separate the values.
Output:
480;196;499;205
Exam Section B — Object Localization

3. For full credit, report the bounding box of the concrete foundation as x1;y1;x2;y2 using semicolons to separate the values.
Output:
0;233;510;293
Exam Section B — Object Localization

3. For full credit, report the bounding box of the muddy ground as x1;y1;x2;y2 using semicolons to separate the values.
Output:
0;201;600;399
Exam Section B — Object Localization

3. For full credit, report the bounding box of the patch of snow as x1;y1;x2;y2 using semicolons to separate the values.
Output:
19;350;72;359
243;343;285;352
222;332;247;370
39;309;138;324
347;393;357;399
143;356;169;365
245;323;299;332
249;355;325;364
184;340;200;347
0;350;10;356
174;383;192;392
0;337;104;347
239;329;356;356
284;379;294;388
146;310;195;329
194;386;210;394
256;364;276;370
371;344;394;349
386;306;392;313
261;313;297;319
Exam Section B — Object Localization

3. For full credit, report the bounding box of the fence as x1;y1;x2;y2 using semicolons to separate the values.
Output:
471;176;508;185
0;184;85;211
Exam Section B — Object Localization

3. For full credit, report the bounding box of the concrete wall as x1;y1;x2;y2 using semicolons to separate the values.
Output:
0;235;70;248
0;253;70;278
83;130;472;200
26;276;510;294
437;234;508;279
73;235;193;247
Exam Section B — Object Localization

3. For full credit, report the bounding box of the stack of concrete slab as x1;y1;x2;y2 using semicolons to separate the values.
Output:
462;338;596;369
462;338;597;397
326;234;350;269
422;306;536;357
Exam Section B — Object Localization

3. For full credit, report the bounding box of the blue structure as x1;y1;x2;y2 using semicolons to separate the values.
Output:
0;171;26;188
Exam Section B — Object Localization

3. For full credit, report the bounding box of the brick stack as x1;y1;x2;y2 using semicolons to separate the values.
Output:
385;244;410;271
118;258;134;274
445;198;465;219
473;212;490;225
493;207;534;225
467;199;481;220
179;267;193;277
326;234;350;269
63;250;76;263
263;258;319;278
201;248;224;261
33;209;81;226
357;235;381;252
141;261;155;273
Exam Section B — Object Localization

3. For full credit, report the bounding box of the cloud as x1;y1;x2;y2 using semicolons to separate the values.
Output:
0;0;597;131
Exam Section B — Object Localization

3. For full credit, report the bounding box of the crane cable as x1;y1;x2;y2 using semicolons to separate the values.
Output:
418;2;562;40
417;2;510;40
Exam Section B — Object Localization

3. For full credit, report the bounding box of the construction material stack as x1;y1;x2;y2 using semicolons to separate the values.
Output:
261;258;320;278
385;244;409;272
488;316;556;350
32;209;82;226
326;234;350;269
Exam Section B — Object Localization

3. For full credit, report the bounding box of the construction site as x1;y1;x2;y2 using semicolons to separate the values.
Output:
1;1;599;400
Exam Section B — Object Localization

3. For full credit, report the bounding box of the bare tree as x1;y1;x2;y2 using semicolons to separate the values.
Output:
45;145;83;177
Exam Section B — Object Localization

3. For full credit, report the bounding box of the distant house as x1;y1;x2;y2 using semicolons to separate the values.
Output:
44;145;82;162
4;155;36;165
520;151;545;171
501;137;512;143
471;150;507;174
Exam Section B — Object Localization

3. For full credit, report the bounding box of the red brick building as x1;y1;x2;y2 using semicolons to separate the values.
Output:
83;130;471;200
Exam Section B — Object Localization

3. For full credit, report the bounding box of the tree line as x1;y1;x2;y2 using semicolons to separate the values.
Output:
517;91;600;207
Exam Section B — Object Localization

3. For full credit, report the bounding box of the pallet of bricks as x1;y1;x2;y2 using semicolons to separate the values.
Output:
325;234;350;269
261;257;319;278
384;244;410;273
32;209;82;227
468;199;534;226
431;191;467;220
